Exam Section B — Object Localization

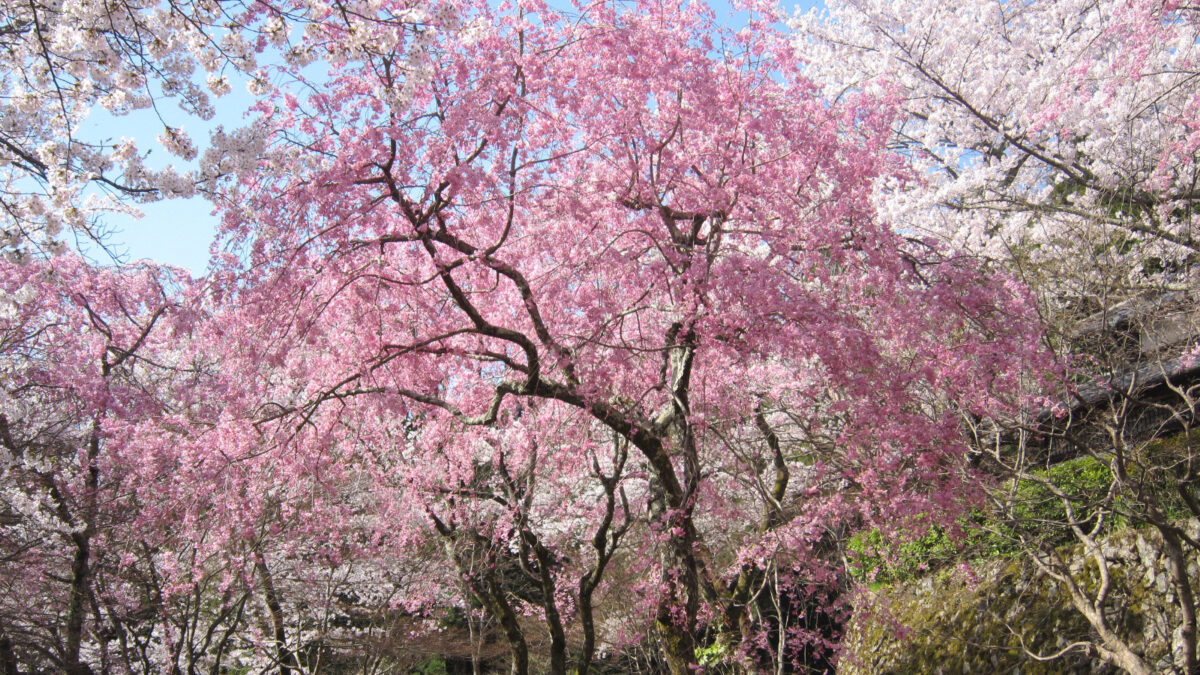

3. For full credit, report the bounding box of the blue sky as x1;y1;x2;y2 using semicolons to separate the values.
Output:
96;0;823;276
82;72;260;274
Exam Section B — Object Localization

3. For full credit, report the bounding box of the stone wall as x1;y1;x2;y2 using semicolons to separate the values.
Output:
840;521;1200;674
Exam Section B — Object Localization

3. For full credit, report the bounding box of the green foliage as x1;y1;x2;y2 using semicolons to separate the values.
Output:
1006;436;1195;540
410;656;447;674
434;606;469;630
695;638;733;669
1127;433;1197;522
1002;454;1122;546
847;455;1118;585
846;526;960;586
847;437;1196;588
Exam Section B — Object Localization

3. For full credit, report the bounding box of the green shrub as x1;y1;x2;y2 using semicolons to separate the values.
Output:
847;438;1194;587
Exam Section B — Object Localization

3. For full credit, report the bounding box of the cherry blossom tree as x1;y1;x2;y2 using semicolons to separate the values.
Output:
193;0;1048;671
0;254;426;673
0;0;452;260
0;254;181;672
794;2;1200;672
1;0;1073;671
793;0;1200;312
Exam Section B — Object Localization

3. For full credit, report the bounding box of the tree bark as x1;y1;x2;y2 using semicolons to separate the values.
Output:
479;576;528;675
0;630;18;675
64;530;93;674
1159;526;1198;675
254;558;294;675
64;431;101;675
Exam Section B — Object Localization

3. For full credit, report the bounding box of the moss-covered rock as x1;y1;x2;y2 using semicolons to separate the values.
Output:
840;520;1199;674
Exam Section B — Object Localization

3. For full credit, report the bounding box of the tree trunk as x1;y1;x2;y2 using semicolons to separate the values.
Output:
64;530;92;674
657;614;697;675
0;631;18;675
254;559;294;675
648;476;700;675
478;577;528;675
1160;526;1198;675
64;433;101;675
